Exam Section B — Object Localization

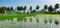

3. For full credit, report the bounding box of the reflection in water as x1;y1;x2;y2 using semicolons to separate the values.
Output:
44;20;47;24
17;18;24;22
44;18;47;24
8;19;10;21
11;18;13;21
54;20;59;25
24;18;26;22
2;19;5;21
30;18;32;22
36;19;39;23
49;19;52;23
0;16;60;28
0;19;6;21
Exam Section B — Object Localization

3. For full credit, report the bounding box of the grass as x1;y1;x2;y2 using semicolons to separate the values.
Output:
0;14;36;19
36;14;60;16
0;13;60;19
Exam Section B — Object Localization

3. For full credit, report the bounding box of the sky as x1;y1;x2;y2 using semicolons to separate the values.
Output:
0;0;60;9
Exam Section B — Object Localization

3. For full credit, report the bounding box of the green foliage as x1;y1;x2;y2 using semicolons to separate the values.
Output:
7;7;13;11
31;9;36;13
44;5;48;9
36;5;40;10
29;6;32;10
17;6;24;10
11;7;13;10
24;6;27;10
48;5;54;13
0;3;60;14
55;3;59;9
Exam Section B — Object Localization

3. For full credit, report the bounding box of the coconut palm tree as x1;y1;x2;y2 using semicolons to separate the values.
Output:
44;5;48;10
11;7;13;11
7;7;10;11
0;7;1;9
17;6;24;13
10;7;13;13
48;5;54;13
23;6;27;13
17;6;23;10
43;5;48;13
54;3;59;13
1;6;6;13
0;7;2;13
55;4;59;9
31;9;36;13
36;5;40;14
29;6;32;13
6;7;13;14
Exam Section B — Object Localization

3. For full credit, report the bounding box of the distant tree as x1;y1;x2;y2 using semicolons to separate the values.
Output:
42;5;48;13
36;5;40;14
1;6;6;13
55;4;59;9
31;9;36;13
7;7;10;11
10;7;13;13
0;7;2;13
54;4;59;13
17;6;24;13
0;7;1;9
40;9;45;13
23;6;27;13
17;6;23;10
36;5;40;10
29;6;32;10
5;7;13;14
48;5;54;13
29;6;32;13
44;5;48;10
10;7;13;10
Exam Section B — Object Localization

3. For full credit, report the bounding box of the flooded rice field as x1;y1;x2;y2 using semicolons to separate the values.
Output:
0;16;60;28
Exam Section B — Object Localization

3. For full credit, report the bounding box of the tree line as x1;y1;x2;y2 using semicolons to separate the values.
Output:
0;3;60;14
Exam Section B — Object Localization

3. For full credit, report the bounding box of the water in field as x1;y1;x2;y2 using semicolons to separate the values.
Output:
0;16;60;28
